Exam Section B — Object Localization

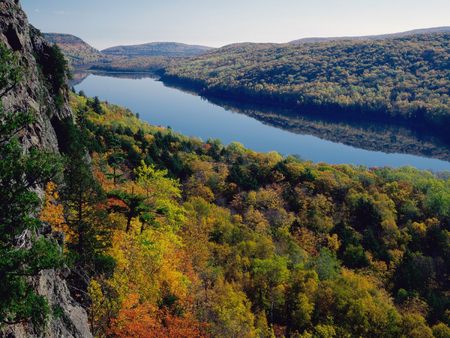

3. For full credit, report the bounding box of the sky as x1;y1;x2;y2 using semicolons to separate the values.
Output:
21;0;450;50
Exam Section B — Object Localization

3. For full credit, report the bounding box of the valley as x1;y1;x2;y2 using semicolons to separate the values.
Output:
1;1;449;336
75;72;450;170
49;29;450;144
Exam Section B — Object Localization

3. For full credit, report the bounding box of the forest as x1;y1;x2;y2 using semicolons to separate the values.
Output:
40;90;449;337
164;33;450;137
1;22;449;338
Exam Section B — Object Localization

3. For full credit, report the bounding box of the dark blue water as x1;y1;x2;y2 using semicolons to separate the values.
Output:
75;74;450;171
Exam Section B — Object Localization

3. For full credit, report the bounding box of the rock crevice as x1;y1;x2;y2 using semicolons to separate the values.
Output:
0;0;92;337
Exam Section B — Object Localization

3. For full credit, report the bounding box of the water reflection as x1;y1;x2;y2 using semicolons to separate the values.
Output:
206;98;450;162
73;71;450;171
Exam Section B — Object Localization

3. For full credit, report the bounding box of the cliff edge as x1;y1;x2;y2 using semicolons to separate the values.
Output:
0;1;92;337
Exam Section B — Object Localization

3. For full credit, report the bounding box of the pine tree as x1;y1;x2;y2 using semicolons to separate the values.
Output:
0;43;63;327
58;118;114;292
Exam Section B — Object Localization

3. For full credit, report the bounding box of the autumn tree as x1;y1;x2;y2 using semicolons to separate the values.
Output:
108;294;207;338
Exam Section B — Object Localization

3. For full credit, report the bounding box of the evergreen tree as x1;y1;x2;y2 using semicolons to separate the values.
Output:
59;118;114;290
0;43;63;327
108;188;152;233
90;96;103;115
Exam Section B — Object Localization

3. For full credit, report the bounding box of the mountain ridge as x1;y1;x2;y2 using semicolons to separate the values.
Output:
43;32;103;66
289;26;450;44
44;35;214;70
101;41;214;57
163;31;450;138
46;26;450;62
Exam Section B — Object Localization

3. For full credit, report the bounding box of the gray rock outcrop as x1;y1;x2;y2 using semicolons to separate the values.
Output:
0;0;92;337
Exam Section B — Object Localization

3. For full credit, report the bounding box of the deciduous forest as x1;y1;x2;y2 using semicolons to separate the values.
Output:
45;90;447;337
164;33;450;136
1;1;449;336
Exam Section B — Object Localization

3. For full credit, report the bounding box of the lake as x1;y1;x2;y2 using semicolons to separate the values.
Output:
74;73;450;171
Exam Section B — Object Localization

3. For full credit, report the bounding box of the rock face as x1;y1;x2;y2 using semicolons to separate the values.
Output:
0;0;92;337
0;0;71;152
2;270;93;338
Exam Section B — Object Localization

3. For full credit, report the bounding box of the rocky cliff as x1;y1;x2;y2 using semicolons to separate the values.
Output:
0;0;92;337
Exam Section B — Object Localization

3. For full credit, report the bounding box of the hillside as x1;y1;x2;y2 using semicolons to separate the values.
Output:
44;35;212;72
102;41;214;58
89;55;172;73
62;91;450;337
44;33;103;67
3;2;450;336
164;33;450;137
290;26;450;44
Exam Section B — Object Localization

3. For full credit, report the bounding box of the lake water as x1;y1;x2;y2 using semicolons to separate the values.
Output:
75;73;450;171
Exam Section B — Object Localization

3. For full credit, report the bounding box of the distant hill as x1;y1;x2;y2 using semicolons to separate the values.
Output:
289;26;450;44
102;42;214;58
43;33;185;73
164;32;450;137
43;33;103;67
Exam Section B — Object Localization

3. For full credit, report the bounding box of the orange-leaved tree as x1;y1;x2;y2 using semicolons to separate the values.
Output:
108;293;208;338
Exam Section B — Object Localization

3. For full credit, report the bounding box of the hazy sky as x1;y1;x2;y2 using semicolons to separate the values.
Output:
22;0;450;50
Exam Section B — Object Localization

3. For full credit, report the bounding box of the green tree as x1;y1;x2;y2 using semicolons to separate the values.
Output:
37;44;69;107
134;160;181;200
59;118;113;292
432;323;450;338
108;188;153;233
251;256;289;323
206;279;257;337
89;96;103;115
286;269;318;333
107;151;125;186
0;43;63;327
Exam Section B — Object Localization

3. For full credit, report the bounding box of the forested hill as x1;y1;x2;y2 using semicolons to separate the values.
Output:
44;35;214;72
62;92;450;337
289;26;450;44
3;1;450;335
163;33;450;136
102;41;214;57
43;33;103;66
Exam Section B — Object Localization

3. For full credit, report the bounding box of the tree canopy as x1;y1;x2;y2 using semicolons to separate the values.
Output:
165;33;450;137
